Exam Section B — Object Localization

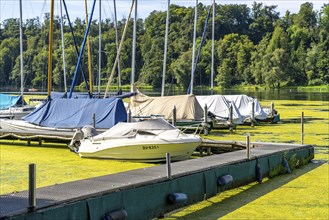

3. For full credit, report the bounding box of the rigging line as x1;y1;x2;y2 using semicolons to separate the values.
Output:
0;0;2;28
189;0;198;95
60;0;67;93
84;0;93;94
39;0;47;21
98;0;101;94
62;0;91;98
104;0;135;98
188;5;211;95
114;0;122;89
24;0;35;22
47;0;54;97
68;0;97;99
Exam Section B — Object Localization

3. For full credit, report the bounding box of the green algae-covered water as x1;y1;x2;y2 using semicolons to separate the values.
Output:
1;98;328;219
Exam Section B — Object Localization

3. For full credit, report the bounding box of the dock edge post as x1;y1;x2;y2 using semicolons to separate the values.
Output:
246;135;251;159
251;100;255;127
166;153;171;179
92;113;96;128
203;104;208;135
301;112;304;145
128;109;132;123
172;106;176;127
229;104;233;131
28;163;36;212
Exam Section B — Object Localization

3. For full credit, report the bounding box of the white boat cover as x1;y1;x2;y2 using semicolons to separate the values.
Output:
93;118;176;141
196;95;245;124
224;95;267;120
130;90;204;121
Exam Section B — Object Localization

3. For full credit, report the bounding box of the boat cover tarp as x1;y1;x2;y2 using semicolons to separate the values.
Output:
50;92;90;99
50;92;136;99
22;98;127;129
0;94;26;110
196;95;245;124
224;95;267;120
94;118;175;140
130;90;204;121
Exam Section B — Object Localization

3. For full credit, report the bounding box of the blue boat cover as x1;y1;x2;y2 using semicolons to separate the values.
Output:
50;92;136;99
50;92;91;99
0;94;26;110
22;98;127;129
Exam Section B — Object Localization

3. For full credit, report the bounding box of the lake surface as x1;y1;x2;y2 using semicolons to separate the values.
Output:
1;87;328;101
148;88;329;101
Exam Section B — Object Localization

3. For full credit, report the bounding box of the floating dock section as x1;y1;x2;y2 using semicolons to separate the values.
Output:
0;143;313;220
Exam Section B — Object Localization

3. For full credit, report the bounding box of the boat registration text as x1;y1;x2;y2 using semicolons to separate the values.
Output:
142;146;159;150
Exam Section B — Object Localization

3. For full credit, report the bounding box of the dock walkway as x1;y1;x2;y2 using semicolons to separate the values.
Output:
0;143;313;220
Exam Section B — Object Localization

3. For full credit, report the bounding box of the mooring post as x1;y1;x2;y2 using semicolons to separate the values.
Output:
246;135;251;159
92;113;96;128
166;153;171;179
203;104;208;135
172;106;176;127
229;104;233;131
128;109;132;123
251;100;255;127
28;163;36;212
301;112;304;145
271;102;274;117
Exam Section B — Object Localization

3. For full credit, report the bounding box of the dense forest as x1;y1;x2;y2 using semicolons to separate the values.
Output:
0;2;328;93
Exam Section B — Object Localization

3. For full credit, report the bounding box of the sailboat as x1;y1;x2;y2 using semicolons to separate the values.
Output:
0;0;127;137
0;0;36;119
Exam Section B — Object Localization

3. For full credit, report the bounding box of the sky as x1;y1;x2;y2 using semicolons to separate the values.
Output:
0;0;328;24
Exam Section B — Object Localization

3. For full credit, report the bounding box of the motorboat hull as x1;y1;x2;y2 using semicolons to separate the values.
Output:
78;136;201;162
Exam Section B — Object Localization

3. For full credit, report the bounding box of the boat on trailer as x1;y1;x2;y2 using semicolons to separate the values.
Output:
72;118;201;162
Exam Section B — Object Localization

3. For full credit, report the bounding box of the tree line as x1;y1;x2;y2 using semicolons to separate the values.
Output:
0;2;328;93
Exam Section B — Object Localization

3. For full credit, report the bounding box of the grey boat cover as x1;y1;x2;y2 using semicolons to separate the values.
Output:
130;90;204;121
196;95;245;124
224;95;267;120
94;118;175;140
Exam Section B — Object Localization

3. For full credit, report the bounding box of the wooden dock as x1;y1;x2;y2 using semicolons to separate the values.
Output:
0;143;314;220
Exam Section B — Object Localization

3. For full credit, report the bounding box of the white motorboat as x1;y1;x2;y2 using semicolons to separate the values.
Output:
74;118;201;162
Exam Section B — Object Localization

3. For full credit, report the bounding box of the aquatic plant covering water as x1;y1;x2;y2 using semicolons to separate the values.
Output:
0;99;328;219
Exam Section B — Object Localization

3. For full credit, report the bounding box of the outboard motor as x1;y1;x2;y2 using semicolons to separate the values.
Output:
81;125;98;138
69;125;98;153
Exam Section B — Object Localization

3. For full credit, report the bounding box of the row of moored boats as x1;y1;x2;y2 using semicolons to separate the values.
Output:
0;90;279;162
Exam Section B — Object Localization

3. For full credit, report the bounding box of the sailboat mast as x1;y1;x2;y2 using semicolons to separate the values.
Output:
114;0;121;89
131;0;137;92
211;0;215;95
98;0;101;94
85;0;93;94
60;0;67;93
47;0;55;97
104;0;135;98
19;0;24;96
190;0;198;95
69;0;97;98
161;0;170;97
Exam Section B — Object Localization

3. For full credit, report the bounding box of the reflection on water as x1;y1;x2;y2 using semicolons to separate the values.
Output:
148;88;329;101
1;86;327;101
